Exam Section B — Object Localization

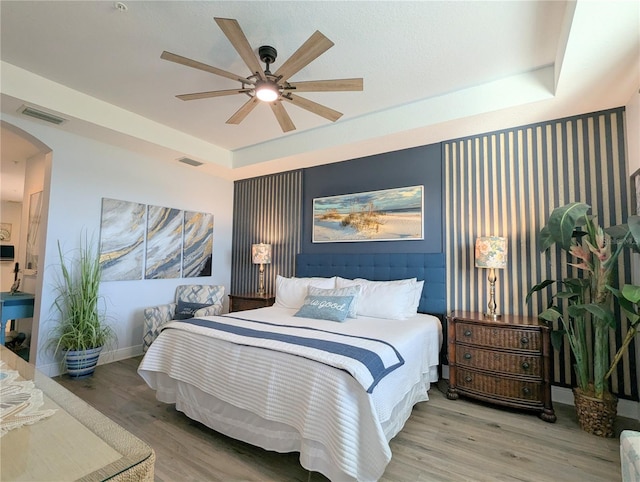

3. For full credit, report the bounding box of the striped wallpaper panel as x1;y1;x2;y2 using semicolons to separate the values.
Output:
444;107;636;399
231;170;303;296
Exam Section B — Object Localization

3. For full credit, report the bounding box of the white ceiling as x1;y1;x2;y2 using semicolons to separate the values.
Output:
1;1;639;199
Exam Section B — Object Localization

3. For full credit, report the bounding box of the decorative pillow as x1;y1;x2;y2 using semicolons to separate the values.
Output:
294;294;355;322
275;275;336;309
175;301;211;320
336;277;417;320
308;285;362;318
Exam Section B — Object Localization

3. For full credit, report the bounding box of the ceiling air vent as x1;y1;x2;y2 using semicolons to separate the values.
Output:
177;157;203;167
18;106;67;125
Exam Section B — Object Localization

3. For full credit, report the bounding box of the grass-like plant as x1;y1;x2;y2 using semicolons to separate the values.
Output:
49;234;115;356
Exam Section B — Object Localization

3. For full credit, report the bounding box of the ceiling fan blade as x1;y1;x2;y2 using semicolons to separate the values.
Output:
176;89;251;101
274;31;334;82
270;102;296;132
282;94;343;122
226;97;260;125
161;51;253;84
286;78;363;92
214;18;266;81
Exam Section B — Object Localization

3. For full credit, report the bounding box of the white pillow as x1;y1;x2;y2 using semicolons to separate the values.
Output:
308;284;362;318
407;280;425;318
336;277;416;320
275;275;336;309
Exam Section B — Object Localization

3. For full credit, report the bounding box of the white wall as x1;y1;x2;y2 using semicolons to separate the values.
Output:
2;113;234;376
0;200;21;291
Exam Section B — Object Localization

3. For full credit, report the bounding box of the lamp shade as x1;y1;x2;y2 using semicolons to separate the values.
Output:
475;236;508;269
251;243;272;265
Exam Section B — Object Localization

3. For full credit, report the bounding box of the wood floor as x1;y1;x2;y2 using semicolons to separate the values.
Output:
57;356;640;482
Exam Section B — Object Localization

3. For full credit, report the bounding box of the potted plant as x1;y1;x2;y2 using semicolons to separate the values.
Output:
527;202;640;437
48;234;116;378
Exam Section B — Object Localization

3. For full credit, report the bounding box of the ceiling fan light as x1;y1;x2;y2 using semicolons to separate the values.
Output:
255;81;279;102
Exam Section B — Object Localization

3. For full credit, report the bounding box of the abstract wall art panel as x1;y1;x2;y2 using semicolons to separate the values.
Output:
312;185;424;243
99;197;214;281
145;205;183;279
99;198;146;281
183;211;213;277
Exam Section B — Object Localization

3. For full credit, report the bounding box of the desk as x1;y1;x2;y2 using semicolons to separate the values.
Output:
0;346;155;481
0;292;34;346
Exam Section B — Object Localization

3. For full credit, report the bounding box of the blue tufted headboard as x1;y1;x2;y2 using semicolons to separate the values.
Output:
295;253;446;316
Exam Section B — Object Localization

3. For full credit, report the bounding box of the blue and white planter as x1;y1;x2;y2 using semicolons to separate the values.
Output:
65;346;103;378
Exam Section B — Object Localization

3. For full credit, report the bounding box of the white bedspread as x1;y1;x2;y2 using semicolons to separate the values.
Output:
138;306;442;481
160;314;405;393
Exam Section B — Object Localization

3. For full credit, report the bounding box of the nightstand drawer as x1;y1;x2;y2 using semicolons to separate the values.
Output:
232;298;270;311
228;293;275;313
455;345;542;377
456;367;543;403
455;322;541;352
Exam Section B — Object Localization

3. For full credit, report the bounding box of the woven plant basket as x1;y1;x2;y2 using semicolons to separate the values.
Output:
573;386;618;438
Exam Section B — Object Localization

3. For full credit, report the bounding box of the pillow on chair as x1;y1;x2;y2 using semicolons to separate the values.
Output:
175;300;211;320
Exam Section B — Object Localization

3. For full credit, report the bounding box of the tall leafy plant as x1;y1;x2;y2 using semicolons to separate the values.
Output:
49;234;115;355
527;202;640;400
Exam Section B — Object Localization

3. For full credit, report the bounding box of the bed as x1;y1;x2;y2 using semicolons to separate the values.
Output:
138;253;446;481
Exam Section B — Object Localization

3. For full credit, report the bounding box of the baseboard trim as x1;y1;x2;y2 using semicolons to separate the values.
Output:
36;345;145;378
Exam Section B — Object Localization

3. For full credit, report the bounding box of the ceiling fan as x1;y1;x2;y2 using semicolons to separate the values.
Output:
161;17;363;133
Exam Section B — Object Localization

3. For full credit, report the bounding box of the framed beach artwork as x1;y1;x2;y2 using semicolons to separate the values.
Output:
312;185;424;243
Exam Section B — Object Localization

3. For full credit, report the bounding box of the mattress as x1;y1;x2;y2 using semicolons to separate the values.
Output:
138;306;442;481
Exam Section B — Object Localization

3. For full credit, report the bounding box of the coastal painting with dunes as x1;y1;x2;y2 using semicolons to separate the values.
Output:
313;185;423;243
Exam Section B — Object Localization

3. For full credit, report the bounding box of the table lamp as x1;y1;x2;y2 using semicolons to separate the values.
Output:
251;243;272;295
475;236;508;319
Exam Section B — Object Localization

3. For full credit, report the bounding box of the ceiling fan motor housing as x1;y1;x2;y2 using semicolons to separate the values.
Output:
259;45;277;67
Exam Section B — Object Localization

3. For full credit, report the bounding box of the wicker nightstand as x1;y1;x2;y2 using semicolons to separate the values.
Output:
228;293;275;312
446;310;556;423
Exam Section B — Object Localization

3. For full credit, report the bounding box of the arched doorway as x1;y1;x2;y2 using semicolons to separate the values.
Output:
1;120;52;363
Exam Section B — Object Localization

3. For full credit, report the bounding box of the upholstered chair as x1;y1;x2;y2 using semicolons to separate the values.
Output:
142;284;225;352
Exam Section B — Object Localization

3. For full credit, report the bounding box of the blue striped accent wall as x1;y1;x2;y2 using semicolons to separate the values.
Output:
231;170;303;295
444;107;636;398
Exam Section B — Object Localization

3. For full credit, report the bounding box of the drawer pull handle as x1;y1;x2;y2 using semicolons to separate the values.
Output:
521;336;529;345
464;330;472;337
465;376;472;383
521;361;530;370
522;387;531;395
464;353;472;360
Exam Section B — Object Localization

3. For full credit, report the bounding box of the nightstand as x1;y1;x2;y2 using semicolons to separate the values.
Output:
446;310;556;423
228;293;275;312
